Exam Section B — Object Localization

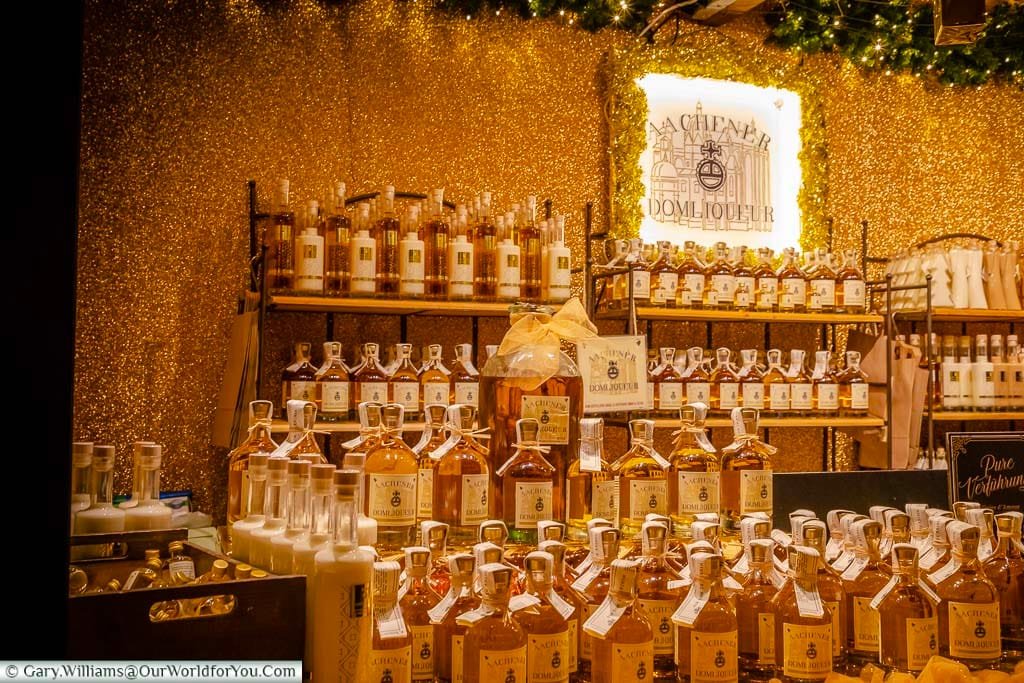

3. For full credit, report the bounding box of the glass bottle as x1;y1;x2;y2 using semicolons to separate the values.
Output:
566;418;617;544
720;408;775;534
835;249;865;314
124;444;172;531
973;334;996;411
230;452;270;563
281;342;317;418
838;351;869;416
572;526;621;680
637;522;683;680
520;196;543;302
413;404;447;530
539;540;588;676
983;512;1023;660
584;559;655;683
374;186;401;297
705;242;735;310
284;402;325;463
668;403;719;541
778;249;808;313
317;342;351;422
269;459;311;575
421;521;452;594
617;419;670;537
677;241;705;309
292;463;336;576
920;515;955;578
764;350;791;417
653;348;685;415
497;219;522;302
355;342;389;405
420;344;451;410
399;547;442;683
650;241;679;308
431;553;478;683
799;520;847;671
787;350;814;417
736;539;779;680
473;191;498;300
75;446;126;534
672;552;739;683
626;238;651;307
683;347;712;407
840;519;886;667
753;248;778;312
496;418;557;546
873;543;939;673
69;442;93;525
711;348;741;414
369;560;413;682
267;179;295;291
324;181;351;296
451;343;480;408
516;551;575;683
808;248;836;313
390;343;421;418
459;563;528;683
772;546;833;683
249;455;290;570
400;209;426;298
811;351;839;417
421;189;450;300
930;521;1001;669
364;405;419;552
739;350;766;411
433;404;491;548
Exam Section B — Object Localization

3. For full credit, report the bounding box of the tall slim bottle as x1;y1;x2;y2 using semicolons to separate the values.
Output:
720;408;775;534
787;350;814;417
778;249;808;313
668;403;719;541
764;350;790;417
390;343;421;418
249;456;291;570
450;344;480;408
672;552;739;683
753;248;778;312
566;418;617;543
369;561;413;681
982;512;1023;660
650;241;678;308
840;519;886;667
497;229;522;302
414;404;447;529
972;334;996;411
838;351;869;417
225;401;278;524
350;206;377;297
711;348;741;414
705;242;735;310
808;248;835;313
230;453;270;562
364;405;419;552
678;241;705;309
325;182;351;295
683;347;712;409
772;546;833;683
124;444;172;531
811;351;839;417
572;527;621;680
269;459;312;574
433;404;491;548
400;212;426;299
312;469;374;683
374;186;401;297
520;196;543;302
459;563;528;683
420;344;451;410
267;179;295;291
872;543;939;674
653;348;684;415
75;445;126;533
739;350;766;411
282;342;317;417
835;249;865;314
473;191;498;300
422;189;450;300
355;343;389;405
294;463;336;666
317;343;351;422
583;559;655;683
399;547;442;683
799;520;847;670
70;442;93;525
736;539;779;680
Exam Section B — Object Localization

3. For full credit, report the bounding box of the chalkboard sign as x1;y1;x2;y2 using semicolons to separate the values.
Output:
946;431;1024;513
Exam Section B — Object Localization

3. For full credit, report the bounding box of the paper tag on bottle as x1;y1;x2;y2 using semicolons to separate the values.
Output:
583;596;628;638
368;645;410;683
869;575;900;610
460;474;489;525
629;479;668;520
905;617;937;670
168;559;195;581
423;382;450;407
640;599;675;655
852;596;879;652
580;441;603;473
825;538;844;563
791;383;813;410
771;530;793;548
918;579;940;605
571;564;603;593
454;382;479;407
794;584;824;618
671;584;709;627
427;588;459;624
770;569;786;590
831;549;855;573
817;384;839;410
648;448;671;470
926;556;961;586
548;589;576;620
358;382;388;404
677;472;719;515
321;381;350;412
840;555;868;581
417;469;434;519
758;613;776;663
521;396;571;444
410;625;434;678
667;579;690;591
455;602;497;627
732;553;750;577
123;569;144;591
917;547;939;571
782;623;830;678
508;593;543;612
574;554;593;577
374;605;409;640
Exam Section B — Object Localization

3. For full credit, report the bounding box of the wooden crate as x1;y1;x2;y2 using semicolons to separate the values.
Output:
68;529;304;660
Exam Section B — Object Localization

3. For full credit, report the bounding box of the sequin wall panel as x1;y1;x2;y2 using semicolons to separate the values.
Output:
76;0;1024;519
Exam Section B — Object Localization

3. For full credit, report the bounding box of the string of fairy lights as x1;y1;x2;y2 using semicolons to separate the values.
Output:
435;0;1024;86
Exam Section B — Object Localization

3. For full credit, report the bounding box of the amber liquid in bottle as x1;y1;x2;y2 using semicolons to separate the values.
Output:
498;418;557;546
227;401;279;524
433;554;479;683
711;347;741;414
517;551;574;683
754;248;779;312
650;241;679;308
450;343;480;408
739;349;766;411
573;527;620;681
835;249;866;314
682;347;712;408
617;419;670;538
733;247;756;311
653;348;684;415
422;189;450;300
363;405;419;552
369;561;413;682
787;350;814;417
325;183;351;295
520;196;543;302
720;408;775;534
419;344;451;412
668;404;719;541
838;351;869;417
282;342;317;418
874;544;938;674
841;520;886;667
983;513;1024;660
705;242;735;310
811;351;839;417
317;341;352;422
355;342;390;405
374;186;401;297
473;192;498;300
737;540;779;680
414;405;448;530
587;559;655;683
390;343;421;419
778;250;808;313
673;553;739;683
763;350;790;418
401;548;443;683
637;523;682;680
772;547;833;683
434;405;491;548
566;418;617;543
267;179;295;291
808;248;836;313
460;564;528;683
801;521;847;670
677;241;705;309
540;540;588;675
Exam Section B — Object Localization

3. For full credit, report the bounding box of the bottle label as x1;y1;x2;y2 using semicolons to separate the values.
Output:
842;280;865;307
392;382;420;412
580;603;596;661
659;382;683;410
852;596;880;652
591;479;619;521
632;270;651;298
817;384;839;410
790;383;813;410
567;618;578;672
359;382;388;404
417;469;434;519
851;384;869;410
758;613;775;663
948;601;1000;659
712;274;735;304
423;382;450;407
516;481;553;529
739;471;772;514
652;273;678;305
410;625;434;679
782;623;831;679
769;383;790;410
608;641;654;682
640;599;676;654
742;382;765;409
401;251;425;296
368;474;417;526
735;276;755;308
461;474;490;524
686;382;711;405
824;601;841;658
527;631;570;682
455;382;479;407
812;279;835;308
783;278;807;306
677;472;719;515
498;250;521;299
295;240;324;290
369;645;411;683
452;635;464;683
521;396;570;445
629;479;667;521
718;382;740;410
780;293;794;311
683;274;704;304
168;559;196;581
734;289;751;309
450;247;474;295
904;616;937;670
757;279;778;309
480;646;527;683
321;381;350;413
291;381;317;403
647;383;655;410
690;631;738;683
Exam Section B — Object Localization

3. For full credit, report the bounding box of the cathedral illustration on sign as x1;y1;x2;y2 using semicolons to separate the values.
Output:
648;101;772;233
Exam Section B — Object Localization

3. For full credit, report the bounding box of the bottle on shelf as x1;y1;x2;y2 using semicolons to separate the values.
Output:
496;223;522;302
374;186;401;297
992;334;1010;411
420;344;451;410
124;444;172;531
567;417;618;544
682;347;712;407
706;242;735;310
840;519;886;667
516;550;576;682
458;563;528;683
838;351;869;417
269;459;312;575
450;344;480;408
249;456;290;570
778;249;808;314
808;248;836;313
75;445;126;534
432;404;491;548
972;334;996;411
711;347;741;414
733;246;756;311
752;248;778;312
390;343;421;418
430;553;478;683
637;522;682;680
787;350;814;417
413;404;447;529
671;552;739;683
739;350;766;411
982;512;1023;660
1008;335;1023;409
678;241;705;309
940;336;962;410
871;543;939;674
421;189;449;300
69;442;93;526
583;559;655;683
720;408;774;534
617;419;670;537
799;520;846;670
736;539;779;680
317;343;351;422
520;196;543;303
355;342;389;405
471;191;498;301
572;526;621;680
539;540;588;671
364;404;418;552
295;201;325;293
496;418;556;546
763;350;790;417
668;403;719;542
625;238;651;307
653;348;684;415
771;546;833;683
650;241;679;308
399;209;426;299
293;463;336;578
267;179;295;291
836;249;866;314
350;206;377;297
230;452;270;562
369;562;413;682
402;547;443;683
421;521;452;595
811;351;839;416
281;342;317;417
324;182;351;296
956;336;973;409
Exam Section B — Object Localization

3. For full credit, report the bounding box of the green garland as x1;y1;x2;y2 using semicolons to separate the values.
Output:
433;0;1024;86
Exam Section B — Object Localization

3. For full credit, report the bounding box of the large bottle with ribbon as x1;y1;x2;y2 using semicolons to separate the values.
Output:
479;298;598;526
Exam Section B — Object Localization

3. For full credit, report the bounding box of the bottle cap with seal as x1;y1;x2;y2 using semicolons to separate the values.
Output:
826;509;855;536
890;543;920;573
787;545;820;580
333;469;361;497
608;558;641;596
952;501;981;522
945;521;980;556
996;511;1023;537
404;547;432;576
449;553;476;579
72;442;94;467
538;540;568;569
800;519;828;555
516;418;541;444
311;464;336;493
479;563;514;598
629;419;656;443
479;520;509;546
748;538;774;565
524;551;555;588
473;542;504;568
537;520;565;542
580;417;603;441
421;521;449;554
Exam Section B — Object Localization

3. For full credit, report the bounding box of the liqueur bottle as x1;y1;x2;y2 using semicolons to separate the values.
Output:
390;343;421;418
401;547;442;683
799;520;847;670
459;563;529;683
650;241;679;308
292;463;335;580
771;546;833;683
432;404;491;548
451;343;480;407
473;191;498;300
652;348;684;415
281;342;317;417
811;352;839;417
583;559;655;683
350;204;377;297
753;248;778;312
566;417;618;543
364;405;419;552
835;249;866;314
325;182;351;296
75;445;126;534
736;539;779;680
763;350;790;417
70;442;92;525
123;444;173;531
422;189;450;300
637;522;683;680
275;401;325;463
497;225;522;302
399;210;426;298
516;551;575;683
872;543;939;673
546;216;572;305
572;526;621;680
720;408;775;534
627;238;652;307
269;459;312;575
355;343;389;405
982;512;1023;661
705;242;735;310
682;347;712;408
413;404;447;529
711;348;741;414
671;552;739;683
374;186;401;297
920;515;955;577
677;241;705;309
249;456;291;570
228;403;278;525
539;539;588;675
617;419;670;537
733;247;756;310
421;521;453;594
295;202;325;293
739;350;766;411
267;179;295;291
840;519;886;667
787;350;814;417
838;351;869;416
668;403;719;541
369;560;413;683
420;344;451;410
520;196;543;302
778;249;808;313
449;219;475;301
430;553;479;683
317;343;351;422
497;418;557;546
808;248;836;313
230;453;270;563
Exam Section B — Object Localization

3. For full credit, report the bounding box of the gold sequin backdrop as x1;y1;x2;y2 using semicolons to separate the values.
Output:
76;0;1024;519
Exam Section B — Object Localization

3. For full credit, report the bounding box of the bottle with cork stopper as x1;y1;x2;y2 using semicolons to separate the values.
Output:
70;442;93;526
124;444;172;531
771;545;833;683
248;456;290;570
458;563;528;683
584;558;655;683
401;546;442;683
75;445;126;534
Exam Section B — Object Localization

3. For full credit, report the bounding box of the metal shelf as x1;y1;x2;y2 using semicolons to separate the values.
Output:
594;306;883;324
930;411;1024;422
270;419;426;433
268;295;521;317
892;307;1024;323
600;415;885;429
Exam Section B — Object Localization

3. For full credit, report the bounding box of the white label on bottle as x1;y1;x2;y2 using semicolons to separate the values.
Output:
769;383;791;410
450;247;474;296
321;381;349;412
791;383;813;410
368;474;417;525
498;250;521;299
410;624;434;678
400;245;425;296
454;382;479;407
658;382;683;410
290;381;316;403
842;280;865;307
941;365;962;407
783;278;806;306
461;474;490;524
742;382;765;409
515;481;553;529
947;601;1000;659
592;479;619;521
632;270;651;299
452;635;464;683
927;556;961;586
424;382;450;406
739;471;772;514
168;558;195;581
521;396;570;445
734;289;751;309
795;583;824;618
757;278;778;309
629;479;667;521
509;593;543;612
647;382;655;410
640;599;676;654
851;384;869;410
683;274;704;304
712;274;735;304
852;597;879;652
817;383;839;410
373;603;409;641
369;645;410;682
652;273;678;304
583;596;628;638
359;382;388;404
672;584;709;627
840;556;868;581
686;382;711;405
677;472;719;515
351;242;376;292
735;276;755;308
812;280;835;308
392;382;420;412
719;382;740;410
417;468;434;519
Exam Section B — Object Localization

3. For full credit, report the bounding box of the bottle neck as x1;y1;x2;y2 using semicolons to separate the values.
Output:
950;548;980;568
245;477;267;519
480;593;511;616
263;481;288;523
72;464;91;498
140;466;161;504
308;488;332;539
286;485;311;533
333;494;358;551
92;468;114;506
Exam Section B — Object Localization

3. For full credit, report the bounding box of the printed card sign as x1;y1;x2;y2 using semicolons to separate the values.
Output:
637;75;802;249
946;431;1024;513
577;335;649;412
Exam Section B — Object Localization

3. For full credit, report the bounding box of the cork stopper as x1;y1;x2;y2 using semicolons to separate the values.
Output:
748;538;773;564
479;520;509;546
516;418;540;444
421;521;449;552
311;464;336;493
474;542;504;568
449;553;476;579
740;517;772;544
287;458;311;481
538;540;567;567
373;561;402;600
267;456;289;484
891;543;919;573
168;541;185;554
234;564;253;579
689;552;723;585
787;545;820;579
324;341;342;362
537;520;565;542
609;559;641;596
454;404;476;430
212;559;229;575
629;419;655;443
342;452;366;470
801;520;828;555
250;400;274;424
479;563;514;598
92;445;116;471
580;417;604;441
404;547;432;576
139;444;162;469
589;526;620;562
333;469;360;496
